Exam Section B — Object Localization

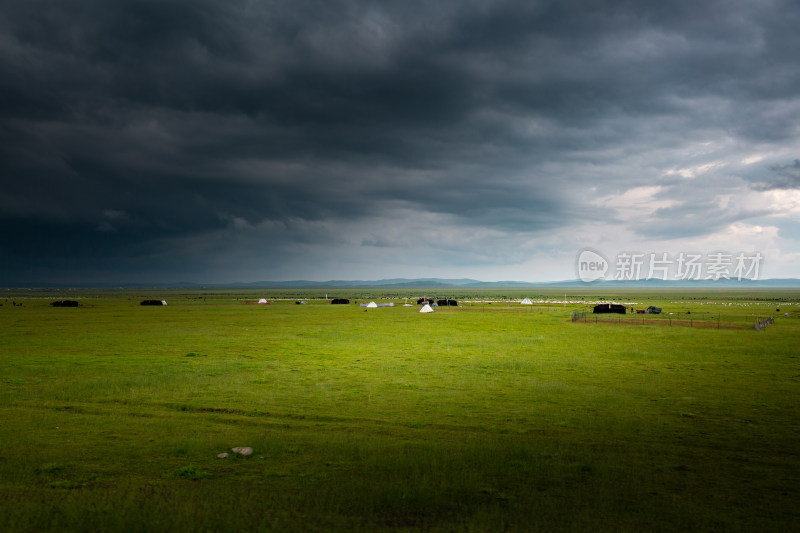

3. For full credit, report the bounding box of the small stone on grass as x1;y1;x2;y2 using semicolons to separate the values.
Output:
232;446;253;456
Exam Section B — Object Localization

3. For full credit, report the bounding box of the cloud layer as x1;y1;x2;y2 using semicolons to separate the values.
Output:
2;0;799;282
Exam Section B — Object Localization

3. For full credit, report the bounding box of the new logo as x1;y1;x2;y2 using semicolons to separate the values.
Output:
576;249;609;282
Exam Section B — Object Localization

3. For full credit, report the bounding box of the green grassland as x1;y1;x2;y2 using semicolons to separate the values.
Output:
1;288;799;532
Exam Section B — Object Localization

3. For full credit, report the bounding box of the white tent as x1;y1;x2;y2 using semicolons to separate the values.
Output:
403;303;413;307
161;300;168;306
258;298;268;304
520;298;533;305
420;304;434;313
366;301;378;308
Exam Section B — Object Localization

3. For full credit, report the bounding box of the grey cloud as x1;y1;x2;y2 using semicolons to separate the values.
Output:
630;176;770;240
361;234;399;248
752;160;800;191
637;204;766;240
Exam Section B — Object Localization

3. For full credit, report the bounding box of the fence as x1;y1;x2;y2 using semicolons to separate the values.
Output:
754;316;774;331
571;311;587;322
570;312;757;330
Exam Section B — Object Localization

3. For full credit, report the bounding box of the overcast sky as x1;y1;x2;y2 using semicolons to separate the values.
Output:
2;0;799;284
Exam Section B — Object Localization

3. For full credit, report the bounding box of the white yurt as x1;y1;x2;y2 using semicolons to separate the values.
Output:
521;298;533;305
366;301;378;308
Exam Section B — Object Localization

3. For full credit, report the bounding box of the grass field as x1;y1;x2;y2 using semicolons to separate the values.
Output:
1;288;799;532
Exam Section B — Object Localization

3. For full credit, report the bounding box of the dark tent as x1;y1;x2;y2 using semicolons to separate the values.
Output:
331;299;350;304
51;300;79;307
593;303;626;314
437;299;458;307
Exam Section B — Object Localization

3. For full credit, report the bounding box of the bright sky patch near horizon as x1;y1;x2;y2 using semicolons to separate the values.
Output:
2;0;799;284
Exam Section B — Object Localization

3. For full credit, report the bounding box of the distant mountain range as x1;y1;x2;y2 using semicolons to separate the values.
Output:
5;278;800;289
218;278;800;288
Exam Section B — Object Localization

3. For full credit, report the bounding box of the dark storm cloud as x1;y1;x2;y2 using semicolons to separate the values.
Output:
752;160;800;191
639;198;768;240
2;0;799;281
